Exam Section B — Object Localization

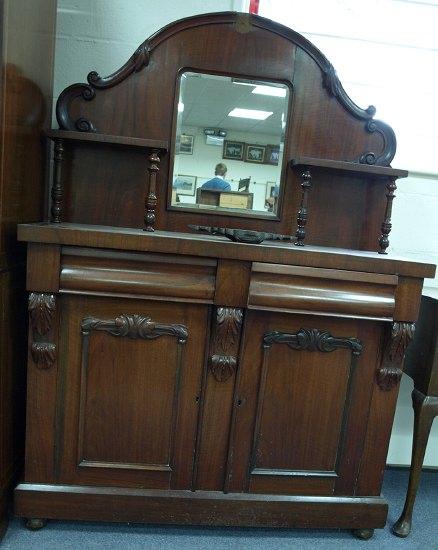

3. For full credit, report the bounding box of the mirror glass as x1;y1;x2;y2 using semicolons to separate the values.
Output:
171;72;290;217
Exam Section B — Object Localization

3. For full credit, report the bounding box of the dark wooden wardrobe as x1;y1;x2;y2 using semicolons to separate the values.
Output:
0;0;56;537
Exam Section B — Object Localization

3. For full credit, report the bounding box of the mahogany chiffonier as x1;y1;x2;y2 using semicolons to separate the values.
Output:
13;13;435;540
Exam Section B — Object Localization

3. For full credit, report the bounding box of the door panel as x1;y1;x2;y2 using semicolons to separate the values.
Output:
254;340;350;472
227;311;382;496
57;295;207;489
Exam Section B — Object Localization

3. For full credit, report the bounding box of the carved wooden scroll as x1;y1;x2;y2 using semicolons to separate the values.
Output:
144;150;160;232
81;314;188;343
377;322;415;391
294;169;312;246
209;307;243;382
51;138;65;222
378;177;397;254
263;327;363;356
29;293;57;369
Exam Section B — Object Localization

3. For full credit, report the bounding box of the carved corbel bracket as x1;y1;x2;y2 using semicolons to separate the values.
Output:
209;307;243;382
28;293;57;369
377;322;415;391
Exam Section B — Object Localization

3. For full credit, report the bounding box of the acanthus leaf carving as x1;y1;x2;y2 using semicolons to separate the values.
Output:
215;307;243;353
29;293;56;336
263;328;363;356
31;342;56;369
377;322;415;391
210;355;237;383
81;314;188;344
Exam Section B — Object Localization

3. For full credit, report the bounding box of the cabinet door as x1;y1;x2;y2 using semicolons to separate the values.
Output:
57;295;207;490
227;311;383;496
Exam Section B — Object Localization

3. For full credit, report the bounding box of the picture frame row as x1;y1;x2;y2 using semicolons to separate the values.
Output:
173;174;278;199
223;140;280;165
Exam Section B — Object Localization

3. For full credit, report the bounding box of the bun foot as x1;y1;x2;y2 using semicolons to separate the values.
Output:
25;518;47;531
392;517;411;538
352;528;374;540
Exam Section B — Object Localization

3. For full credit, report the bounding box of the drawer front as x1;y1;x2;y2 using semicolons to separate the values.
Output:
60;247;216;302
249;263;397;320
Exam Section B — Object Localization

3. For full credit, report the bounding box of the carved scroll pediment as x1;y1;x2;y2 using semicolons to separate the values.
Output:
54;12;395;166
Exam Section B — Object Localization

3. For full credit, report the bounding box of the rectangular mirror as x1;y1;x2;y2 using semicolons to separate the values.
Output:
170;71;291;218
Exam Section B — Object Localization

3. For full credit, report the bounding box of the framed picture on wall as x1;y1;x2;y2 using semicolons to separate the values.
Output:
178;134;194;154
266;181;278;199
173;174;197;195
223;140;244;160
245;144;265;163
265;181;279;213
265;144;280;165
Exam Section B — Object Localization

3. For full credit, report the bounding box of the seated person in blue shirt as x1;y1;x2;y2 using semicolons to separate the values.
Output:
201;163;232;191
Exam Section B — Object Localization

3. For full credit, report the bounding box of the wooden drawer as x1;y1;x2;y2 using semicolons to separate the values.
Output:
248;263;398;320
59;247;217;302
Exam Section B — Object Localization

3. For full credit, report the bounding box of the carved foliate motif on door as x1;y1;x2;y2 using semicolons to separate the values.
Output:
263;327;363;356
81;314;188;343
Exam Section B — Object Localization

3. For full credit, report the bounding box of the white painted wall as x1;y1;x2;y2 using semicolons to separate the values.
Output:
54;0;438;466
53;0;246;109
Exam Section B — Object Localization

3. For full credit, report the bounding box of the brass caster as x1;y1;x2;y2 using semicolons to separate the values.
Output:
352;528;374;540
25;518;47;531
392;517;411;538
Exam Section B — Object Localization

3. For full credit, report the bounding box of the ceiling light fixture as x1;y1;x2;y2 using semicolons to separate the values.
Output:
252;85;287;98
228;108;273;120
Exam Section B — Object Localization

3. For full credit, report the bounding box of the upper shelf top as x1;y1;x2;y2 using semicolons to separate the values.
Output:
291;157;408;179
45;129;169;151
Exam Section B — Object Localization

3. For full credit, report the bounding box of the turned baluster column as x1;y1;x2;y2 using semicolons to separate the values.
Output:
294;169;312;246
378;177;397;254
51;139;64;223
144;150;160;232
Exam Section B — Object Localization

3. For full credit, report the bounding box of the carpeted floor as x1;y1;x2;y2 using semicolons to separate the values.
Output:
2;468;437;549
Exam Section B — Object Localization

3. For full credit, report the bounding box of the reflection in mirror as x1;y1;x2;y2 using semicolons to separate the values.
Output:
171;72;290;217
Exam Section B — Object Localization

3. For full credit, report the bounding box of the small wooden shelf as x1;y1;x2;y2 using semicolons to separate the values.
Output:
290;157;407;179
45;129;168;151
